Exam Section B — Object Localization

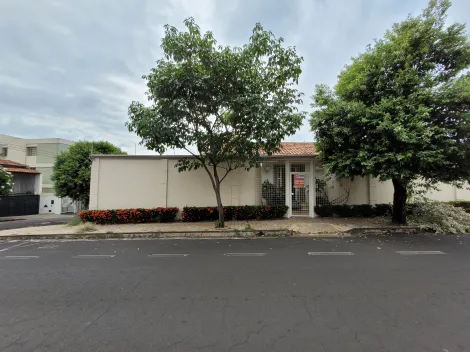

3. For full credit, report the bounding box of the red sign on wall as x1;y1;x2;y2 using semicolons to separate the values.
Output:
294;175;305;188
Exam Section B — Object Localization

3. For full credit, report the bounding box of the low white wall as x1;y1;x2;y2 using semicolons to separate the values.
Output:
350;177;469;205
347;177;370;205
89;157;257;212
90;157;470;215
92;158;168;210
166;160;256;209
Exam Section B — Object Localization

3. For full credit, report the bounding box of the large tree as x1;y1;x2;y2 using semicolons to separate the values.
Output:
127;18;305;227
52;141;125;206
310;0;470;224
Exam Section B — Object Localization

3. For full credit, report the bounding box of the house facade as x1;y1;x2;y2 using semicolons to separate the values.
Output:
0;159;42;217
0;134;75;214
88;142;470;217
0;159;42;195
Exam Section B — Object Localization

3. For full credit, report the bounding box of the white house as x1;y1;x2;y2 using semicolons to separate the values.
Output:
88;142;470;217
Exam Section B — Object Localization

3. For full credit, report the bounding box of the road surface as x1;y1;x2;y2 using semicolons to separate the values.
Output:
0;214;73;230
0;235;469;351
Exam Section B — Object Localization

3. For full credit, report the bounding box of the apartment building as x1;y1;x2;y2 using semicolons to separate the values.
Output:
0;134;75;214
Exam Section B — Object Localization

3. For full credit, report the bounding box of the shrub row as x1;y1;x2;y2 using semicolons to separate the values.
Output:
182;205;288;222
314;204;392;217
78;207;179;225
448;201;470;213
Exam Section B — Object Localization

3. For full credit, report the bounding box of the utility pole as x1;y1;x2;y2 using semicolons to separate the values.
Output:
134;143;137;156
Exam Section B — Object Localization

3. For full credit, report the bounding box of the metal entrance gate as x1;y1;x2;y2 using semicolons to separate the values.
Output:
0;195;40;217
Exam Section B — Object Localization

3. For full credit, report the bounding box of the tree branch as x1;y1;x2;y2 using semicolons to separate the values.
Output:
219;167;233;184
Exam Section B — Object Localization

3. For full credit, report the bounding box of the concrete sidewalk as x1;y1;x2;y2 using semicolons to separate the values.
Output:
0;217;392;238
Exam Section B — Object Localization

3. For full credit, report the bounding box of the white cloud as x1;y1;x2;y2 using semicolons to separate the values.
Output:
0;75;37;89
0;0;469;153
48;66;66;74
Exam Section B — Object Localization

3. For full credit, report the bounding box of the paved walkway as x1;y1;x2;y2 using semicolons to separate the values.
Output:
0;217;390;236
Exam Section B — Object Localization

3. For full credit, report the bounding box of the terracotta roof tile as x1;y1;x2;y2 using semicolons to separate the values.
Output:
0;159;25;167
5;168;41;175
269;142;317;156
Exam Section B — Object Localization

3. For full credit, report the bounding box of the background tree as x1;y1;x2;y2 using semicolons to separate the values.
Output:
127;18;305;227
310;0;470;224
52;141;125;206
0;168;13;196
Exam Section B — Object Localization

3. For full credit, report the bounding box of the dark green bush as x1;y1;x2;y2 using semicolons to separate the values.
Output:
314;204;392;218
374;204;392;217
182;205;288;222
354;204;376;217
313;204;334;217
335;205;355;217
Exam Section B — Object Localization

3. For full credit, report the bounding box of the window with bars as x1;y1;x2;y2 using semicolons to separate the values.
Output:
256;162;286;207
27;147;37;156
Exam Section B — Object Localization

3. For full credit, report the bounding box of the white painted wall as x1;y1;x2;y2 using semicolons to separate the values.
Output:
0;134;27;164
90;156;470;216
89;157;257;212
93;158;168;210
39;195;61;214
166;159;256;209
347;177;370;205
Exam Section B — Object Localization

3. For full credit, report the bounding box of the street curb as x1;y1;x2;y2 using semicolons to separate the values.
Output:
0;229;297;241
345;226;431;235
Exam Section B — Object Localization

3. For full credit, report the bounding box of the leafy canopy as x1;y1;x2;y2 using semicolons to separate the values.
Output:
310;0;470;186
0;168;13;196
52;141;125;204
127;18;305;176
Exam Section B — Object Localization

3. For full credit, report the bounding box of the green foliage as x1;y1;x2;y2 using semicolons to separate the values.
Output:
409;202;470;233
315;178;330;205
127;18;305;226
310;0;470;224
0;168;13;196
314;204;392;217
78;208;179;225
51;141;125;205
447;201;470;213
181;205;288;222
67;216;83;227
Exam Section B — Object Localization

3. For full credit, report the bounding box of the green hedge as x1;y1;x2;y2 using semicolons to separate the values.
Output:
448;201;470;213
314;204;392;217
182;205;288;222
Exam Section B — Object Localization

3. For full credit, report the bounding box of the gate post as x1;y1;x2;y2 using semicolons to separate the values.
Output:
285;160;291;218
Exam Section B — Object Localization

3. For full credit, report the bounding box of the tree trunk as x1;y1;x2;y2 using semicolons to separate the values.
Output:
392;178;407;225
214;179;224;228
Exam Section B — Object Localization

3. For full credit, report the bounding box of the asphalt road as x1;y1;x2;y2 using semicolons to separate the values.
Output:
0;235;469;352
0;214;73;230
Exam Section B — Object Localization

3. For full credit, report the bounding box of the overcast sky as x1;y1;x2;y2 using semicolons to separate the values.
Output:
1;0;469;154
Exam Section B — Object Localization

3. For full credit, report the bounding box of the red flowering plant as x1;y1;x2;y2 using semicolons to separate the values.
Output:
78;207;179;224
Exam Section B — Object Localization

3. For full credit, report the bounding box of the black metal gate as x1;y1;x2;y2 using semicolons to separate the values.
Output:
0;195;39;217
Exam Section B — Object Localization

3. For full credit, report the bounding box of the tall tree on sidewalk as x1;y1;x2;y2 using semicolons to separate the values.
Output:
52;141;125;207
127;18;305;227
310;0;470;224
